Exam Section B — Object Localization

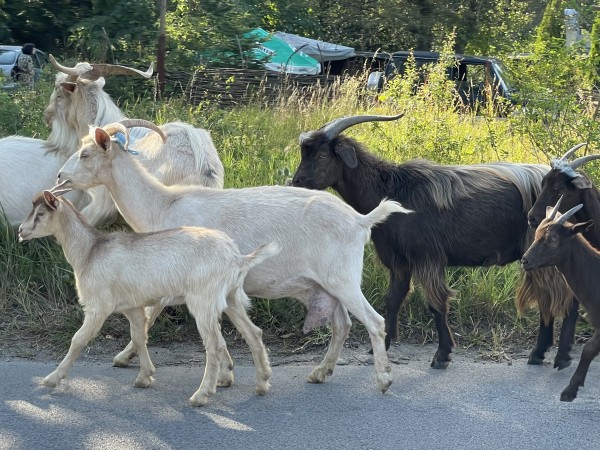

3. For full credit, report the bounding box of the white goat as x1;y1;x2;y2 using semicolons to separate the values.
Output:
57;120;413;394
0;56;224;227
18;187;278;406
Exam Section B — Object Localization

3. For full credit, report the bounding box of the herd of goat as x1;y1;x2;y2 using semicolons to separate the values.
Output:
2;56;600;406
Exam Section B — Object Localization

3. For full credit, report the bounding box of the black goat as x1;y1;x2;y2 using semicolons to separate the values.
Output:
524;144;600;369
522;199;598;401
292;114;571;369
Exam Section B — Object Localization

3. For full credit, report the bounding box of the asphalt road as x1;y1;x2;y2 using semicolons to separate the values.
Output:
1;344;600;450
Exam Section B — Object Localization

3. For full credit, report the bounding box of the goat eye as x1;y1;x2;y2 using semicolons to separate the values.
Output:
79;153;88;160
319;154;327;159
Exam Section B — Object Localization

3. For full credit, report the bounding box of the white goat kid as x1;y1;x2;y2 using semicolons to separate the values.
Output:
18;188;278;406
0;56;224;227
57;121;413;394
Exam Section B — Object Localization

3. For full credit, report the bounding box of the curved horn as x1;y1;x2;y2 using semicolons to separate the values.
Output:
569;153;600;171
548;195;563;221
319;114;404;141
49;54;153;81
556;204;583;225
118;119;166;142
77;62;154;81
559;142;588;161
49;54;94;78
49;180;73;196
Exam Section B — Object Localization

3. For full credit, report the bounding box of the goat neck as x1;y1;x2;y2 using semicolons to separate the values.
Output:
104;149;174;233
555;235;600;325
579;188;600;248
336;147;396;215
52;203;100;271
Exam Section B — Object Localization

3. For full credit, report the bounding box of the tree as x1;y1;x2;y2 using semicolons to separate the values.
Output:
70;0;157;63
535;0;565;47
588;9;600;86
2;0;93;52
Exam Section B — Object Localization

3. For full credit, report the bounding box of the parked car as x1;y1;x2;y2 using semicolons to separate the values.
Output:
366;50;516;110
0;45;49;89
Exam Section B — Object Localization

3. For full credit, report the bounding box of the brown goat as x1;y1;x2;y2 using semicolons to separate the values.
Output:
521;198;598;401
523;143;600;370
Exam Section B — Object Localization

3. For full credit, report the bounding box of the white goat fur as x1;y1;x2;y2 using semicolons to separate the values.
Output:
18;190;278;406
0;70;224;227
57;125;413;394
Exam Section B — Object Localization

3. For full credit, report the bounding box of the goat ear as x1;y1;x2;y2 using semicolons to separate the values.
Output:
60;82;77;94
334;143;358;168
94;128;112;151
570;220;594;236
571;176;592;189
42;190;59;210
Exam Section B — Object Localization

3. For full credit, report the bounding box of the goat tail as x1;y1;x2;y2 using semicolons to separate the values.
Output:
360;198;413;229
516;266;574;324
241;242;281;272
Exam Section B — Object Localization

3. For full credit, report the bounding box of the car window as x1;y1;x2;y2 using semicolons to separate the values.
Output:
0;49;17;65
465;64;486;86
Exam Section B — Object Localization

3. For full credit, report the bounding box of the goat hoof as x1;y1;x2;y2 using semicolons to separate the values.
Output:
553;358;572;370
307;366;332;384
560;389;577;402
42;373;61;388
188;394;211;407
255;381;270;396
217;377;234;388
430;360;450;369
134;375;154;388
377;371;393;394
112;353;135;368
527;354;545;365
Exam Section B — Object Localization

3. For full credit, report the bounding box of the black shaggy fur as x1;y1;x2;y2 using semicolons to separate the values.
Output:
293;131;563;369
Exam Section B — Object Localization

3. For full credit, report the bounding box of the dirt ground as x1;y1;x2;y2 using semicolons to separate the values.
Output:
0;326;536;371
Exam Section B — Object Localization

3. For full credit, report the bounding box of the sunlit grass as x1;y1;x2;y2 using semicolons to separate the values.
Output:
1;65;596;354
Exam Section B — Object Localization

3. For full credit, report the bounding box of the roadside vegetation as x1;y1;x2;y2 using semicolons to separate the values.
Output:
2;0;600;357
1;42;598;359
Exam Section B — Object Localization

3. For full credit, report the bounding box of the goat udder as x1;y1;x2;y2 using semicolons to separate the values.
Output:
302;293;336;333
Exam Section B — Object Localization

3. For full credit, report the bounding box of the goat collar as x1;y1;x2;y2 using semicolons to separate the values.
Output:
550;158;579;179
113;132;140;155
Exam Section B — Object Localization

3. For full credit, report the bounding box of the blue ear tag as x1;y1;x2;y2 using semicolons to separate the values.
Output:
114;132;126;146
114;132;139;155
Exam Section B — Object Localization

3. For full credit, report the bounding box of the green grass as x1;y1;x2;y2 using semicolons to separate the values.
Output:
1;66;598;355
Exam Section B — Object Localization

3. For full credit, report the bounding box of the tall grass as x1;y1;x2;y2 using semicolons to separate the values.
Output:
1;62;597;354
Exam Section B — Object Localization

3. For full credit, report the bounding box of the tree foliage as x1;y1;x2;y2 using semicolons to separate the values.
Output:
588;10;600;86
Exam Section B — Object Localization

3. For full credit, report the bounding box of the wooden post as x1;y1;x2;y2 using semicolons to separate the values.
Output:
157;0;166;99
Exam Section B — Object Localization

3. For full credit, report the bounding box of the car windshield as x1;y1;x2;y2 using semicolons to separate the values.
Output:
492;60;516;92
0;49;17;65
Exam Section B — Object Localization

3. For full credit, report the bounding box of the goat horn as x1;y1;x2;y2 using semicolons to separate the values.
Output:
49;180;73;195
556;204;584;225
77;62;154;81
118;119;166;142
548;195;564;221
49;54;94;79
49;54;153;81
569;153;600;171
49;180;73;197
559;142;588;161
319;114;404;141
